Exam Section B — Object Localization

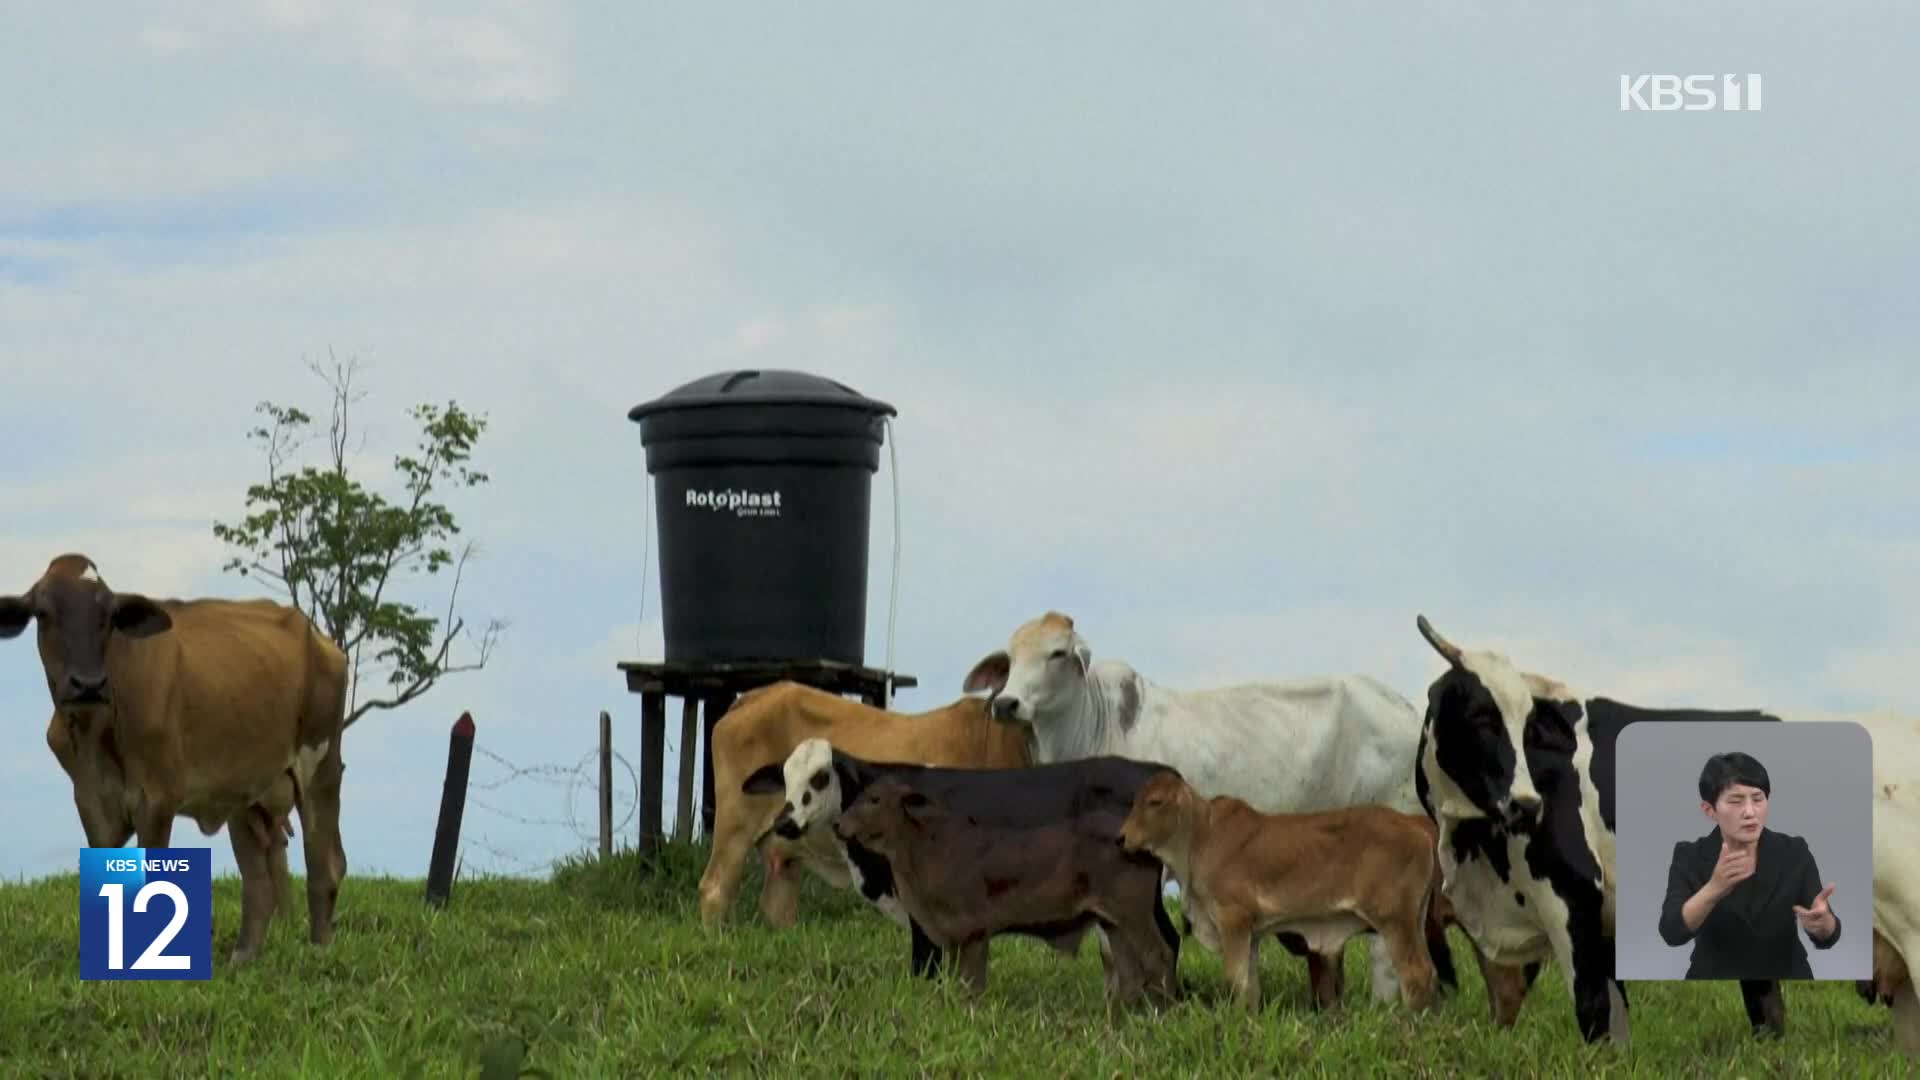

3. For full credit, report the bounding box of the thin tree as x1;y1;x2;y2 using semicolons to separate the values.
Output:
212;354;505;729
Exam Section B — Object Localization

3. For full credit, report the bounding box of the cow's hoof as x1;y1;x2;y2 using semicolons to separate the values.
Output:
227;948;259;969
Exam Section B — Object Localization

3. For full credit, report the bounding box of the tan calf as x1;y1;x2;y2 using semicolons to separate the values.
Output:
1120;769;1442;1014
698;680;1031;929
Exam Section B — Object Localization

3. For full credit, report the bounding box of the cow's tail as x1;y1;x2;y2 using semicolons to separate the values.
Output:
1423;847;1460;995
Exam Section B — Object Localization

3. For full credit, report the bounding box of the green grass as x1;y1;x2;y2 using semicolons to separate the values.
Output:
1;840;1909;1077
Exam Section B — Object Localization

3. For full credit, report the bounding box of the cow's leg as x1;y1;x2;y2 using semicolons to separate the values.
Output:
132;807;175;848
49;718;138;848
1544;898;1625;1045
757;848;801;929
1145;906;1181;1002
1468;941;1535;1028
1739;980;1786;1039
1278;930;1347;1006
296;741;347;947
1093;919;1145;1003
1607;980;1630;1042
1221;916;1262;1012
1105;892;1177;1005
1368;934;1402;1003
955;936;991;995
1308;947;1346;1011
1093;925;1120;996
268;841;294;920
1423;916;1460;999
244;802;297;921
697;811;761;929
909;919;945;978
1150;895;1182;978
1381;920;1439;1012
225;810;276;967
1893;981;1920;1058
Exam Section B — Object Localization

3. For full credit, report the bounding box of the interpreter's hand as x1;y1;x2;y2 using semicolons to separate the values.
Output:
1793;883;1839;939
1709;840;1757;896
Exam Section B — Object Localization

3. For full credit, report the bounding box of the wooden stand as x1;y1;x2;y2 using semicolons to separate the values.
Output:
616;659;918;851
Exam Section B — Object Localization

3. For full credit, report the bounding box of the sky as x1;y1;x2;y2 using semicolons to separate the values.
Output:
2;2;1916;885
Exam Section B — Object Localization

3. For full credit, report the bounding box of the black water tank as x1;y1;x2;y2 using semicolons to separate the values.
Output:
628;369;897;666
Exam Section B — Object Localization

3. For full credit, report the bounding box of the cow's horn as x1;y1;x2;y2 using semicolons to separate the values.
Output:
1416;614;1463;666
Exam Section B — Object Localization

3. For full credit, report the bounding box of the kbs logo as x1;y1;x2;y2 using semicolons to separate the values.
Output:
1620;74;1763;112
685;487;783;519
78;847;212;980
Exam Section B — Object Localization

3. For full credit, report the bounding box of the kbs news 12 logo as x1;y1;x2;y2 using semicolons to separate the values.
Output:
78;847;213;980
1620;73;1762;112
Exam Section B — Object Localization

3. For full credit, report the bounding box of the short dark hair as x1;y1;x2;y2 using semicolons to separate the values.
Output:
1698;751;1771;805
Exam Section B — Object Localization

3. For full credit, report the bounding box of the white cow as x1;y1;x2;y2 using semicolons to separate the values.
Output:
1855;710;1920;1056
962;610;1432;1004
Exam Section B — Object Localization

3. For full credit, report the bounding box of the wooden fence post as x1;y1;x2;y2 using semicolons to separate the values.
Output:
598;710;612;859
674;698;698;842
640;691;666;853
425;712;476;908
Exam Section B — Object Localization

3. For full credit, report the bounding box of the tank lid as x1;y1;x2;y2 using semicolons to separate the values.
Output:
627;369;897;423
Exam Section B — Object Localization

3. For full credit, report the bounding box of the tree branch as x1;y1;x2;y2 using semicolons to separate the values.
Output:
215;356;498;733
340;540;499;730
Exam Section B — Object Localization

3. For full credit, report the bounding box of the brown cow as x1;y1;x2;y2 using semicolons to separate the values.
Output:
832;778;1176;1003
1120;768;1449;1014
0;553;349;966
698;680;1030;929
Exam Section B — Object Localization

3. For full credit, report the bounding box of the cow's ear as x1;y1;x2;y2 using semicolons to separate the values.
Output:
900;790;933;822
110;595;172;638
1071;635;1092;673
0;595;32;639
963;650;1011;695
741;765;786;796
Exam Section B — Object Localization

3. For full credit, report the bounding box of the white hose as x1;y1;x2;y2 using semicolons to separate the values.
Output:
883;416;901;708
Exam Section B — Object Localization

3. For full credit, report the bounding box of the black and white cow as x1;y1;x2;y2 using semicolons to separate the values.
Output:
741;737;1183;982
1410;615;1790;1045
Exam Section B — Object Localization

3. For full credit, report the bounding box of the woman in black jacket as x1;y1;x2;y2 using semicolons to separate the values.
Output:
1657;751;1842;980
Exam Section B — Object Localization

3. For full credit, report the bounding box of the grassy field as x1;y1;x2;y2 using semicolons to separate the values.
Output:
1;841;1909;1078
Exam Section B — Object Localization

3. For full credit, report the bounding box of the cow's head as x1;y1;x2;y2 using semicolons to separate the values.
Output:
740;737;845;842
0;554;172;709
1118;768;1196;860
962;610;1092;727
1415;615;1550;831
831;778;931;860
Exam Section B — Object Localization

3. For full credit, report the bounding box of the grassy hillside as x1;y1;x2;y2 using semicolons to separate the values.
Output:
0;840;1907;1077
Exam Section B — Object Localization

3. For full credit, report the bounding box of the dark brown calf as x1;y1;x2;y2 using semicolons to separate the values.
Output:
1120;769;1443;1014
832;778;1176;1003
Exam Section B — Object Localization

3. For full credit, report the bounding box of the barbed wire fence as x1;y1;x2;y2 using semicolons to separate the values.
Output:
450;727;672;879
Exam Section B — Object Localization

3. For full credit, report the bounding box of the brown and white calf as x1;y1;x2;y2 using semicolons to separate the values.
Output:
831;778;1177;1003
1118;768;1448;1014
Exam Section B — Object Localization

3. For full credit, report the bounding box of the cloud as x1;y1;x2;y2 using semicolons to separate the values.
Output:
727;318;788;354
136;27;199;56
246;2;560;104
